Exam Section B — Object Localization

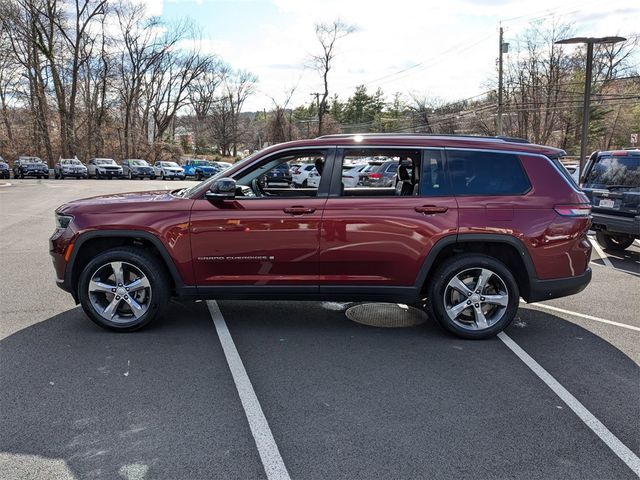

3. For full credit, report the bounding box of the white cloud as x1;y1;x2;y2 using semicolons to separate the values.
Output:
161;0;640;110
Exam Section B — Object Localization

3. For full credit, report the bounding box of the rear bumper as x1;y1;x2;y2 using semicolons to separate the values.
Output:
526;267;592;303
591;212;640;237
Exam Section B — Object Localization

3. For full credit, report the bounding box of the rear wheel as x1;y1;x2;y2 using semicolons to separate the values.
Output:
595;231;634;251
78;247;169;331
426;254;519;339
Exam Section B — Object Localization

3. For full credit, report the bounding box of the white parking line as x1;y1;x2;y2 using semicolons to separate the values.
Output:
498;332;640;476
527;303;640;332
206;301;291;480
589;238;614;268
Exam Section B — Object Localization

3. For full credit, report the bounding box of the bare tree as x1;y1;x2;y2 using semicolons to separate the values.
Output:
210;69;256;156
311;20;355;136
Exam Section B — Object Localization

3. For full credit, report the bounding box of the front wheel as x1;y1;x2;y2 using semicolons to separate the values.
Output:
595;231;634;251
426;254;519;339
77;247;170;331
196;171;203;181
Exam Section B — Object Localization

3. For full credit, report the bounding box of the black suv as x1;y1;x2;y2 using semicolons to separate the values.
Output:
13;156;50;179
0;156;9;179
582;149;639;250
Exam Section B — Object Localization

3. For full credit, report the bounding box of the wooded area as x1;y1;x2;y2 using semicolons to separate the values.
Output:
0;1;638;165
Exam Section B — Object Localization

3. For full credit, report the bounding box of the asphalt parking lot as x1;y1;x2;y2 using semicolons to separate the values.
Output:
1;179;639;480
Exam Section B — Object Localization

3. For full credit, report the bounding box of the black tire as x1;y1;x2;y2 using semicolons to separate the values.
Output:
196;171;203;181
302;179;308;187
426;254;519;339
60;172;64;179
595;231;634;251
128;171;133;180
151;175;156;180
77;247;170;332
161;172;165;180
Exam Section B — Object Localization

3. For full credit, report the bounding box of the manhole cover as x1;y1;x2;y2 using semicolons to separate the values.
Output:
345;303;427;328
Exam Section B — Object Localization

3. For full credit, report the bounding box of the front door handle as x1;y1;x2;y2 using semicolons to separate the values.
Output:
415;205;448;214
283;206;316;215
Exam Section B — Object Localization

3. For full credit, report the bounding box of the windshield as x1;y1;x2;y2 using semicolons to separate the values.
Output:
585;155;640;188
162;162;180;168
97;159;116;165
62;159;82;165
192;160;211;166
22;157;42;163
131;160;148;166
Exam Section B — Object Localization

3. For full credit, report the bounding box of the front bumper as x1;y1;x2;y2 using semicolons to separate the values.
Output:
164;171;185;178
23;170;49;177
526;267;592;303
61;171;88;177
97;170;123;177
590;212;640;237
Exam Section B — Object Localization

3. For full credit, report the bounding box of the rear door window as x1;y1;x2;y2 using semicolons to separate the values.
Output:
447;149;530;195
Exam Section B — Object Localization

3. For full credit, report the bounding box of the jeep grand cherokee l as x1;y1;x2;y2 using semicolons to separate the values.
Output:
50;134;592;339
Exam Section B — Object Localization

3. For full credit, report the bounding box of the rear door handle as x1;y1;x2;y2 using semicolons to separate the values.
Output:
415;205;448;214
283;206;316;215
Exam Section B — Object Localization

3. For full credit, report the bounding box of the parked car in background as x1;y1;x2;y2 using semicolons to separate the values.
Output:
561;162;580;184
213;161;233;171
341;164;368;188
359;159;402;187
182;159;220;180
0;157;9;179
51;133;592;339
54;157;88;179
122;159;155;179
291;163;317;187
582;149;639;251
153;161;186;180
260;162;292;187
306;167;321;188
13;156;49;179
87;158;123;179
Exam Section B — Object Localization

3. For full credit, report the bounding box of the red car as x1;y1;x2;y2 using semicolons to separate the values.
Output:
50;134;592;339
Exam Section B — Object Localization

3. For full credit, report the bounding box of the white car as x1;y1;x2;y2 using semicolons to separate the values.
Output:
306;168;321;188
292;164;317;187
341;164;367;188
213;161;233;171
87;158;123;179
153;161;186;180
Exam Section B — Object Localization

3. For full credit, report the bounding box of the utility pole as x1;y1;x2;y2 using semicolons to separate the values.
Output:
555;36;626;178
497;25;505;136
310;93;321;136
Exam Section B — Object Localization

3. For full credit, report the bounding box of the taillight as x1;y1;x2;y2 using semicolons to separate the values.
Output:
368;173;383;179
554;204;591;217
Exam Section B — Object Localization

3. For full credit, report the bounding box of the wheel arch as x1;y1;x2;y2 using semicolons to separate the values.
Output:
66;230;184;299
415;234;536;302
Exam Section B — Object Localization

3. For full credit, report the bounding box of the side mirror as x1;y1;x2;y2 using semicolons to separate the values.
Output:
205;177;236;202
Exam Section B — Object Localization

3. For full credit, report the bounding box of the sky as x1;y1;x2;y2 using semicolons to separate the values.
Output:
137;0;639;111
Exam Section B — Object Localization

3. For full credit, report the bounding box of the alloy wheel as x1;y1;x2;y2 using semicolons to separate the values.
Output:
443;267;509;331
88;261;152;324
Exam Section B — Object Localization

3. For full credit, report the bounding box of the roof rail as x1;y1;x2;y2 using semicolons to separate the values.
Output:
316;132;530;144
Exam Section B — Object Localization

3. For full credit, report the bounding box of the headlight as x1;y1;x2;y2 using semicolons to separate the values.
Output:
55;214;74;229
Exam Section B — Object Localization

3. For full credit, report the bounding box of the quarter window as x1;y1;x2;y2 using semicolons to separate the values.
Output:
447;150;530;195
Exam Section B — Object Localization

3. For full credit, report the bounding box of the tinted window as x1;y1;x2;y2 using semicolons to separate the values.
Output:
420;150;449;196
447;150;530;195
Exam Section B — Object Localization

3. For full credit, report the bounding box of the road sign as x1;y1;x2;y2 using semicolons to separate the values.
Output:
631;133;638;145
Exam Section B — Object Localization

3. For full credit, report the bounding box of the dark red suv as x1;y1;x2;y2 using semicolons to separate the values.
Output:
50;134;592;339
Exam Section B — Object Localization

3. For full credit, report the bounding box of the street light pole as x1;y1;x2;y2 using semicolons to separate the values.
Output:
555;36;626;178
580;40;594;177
